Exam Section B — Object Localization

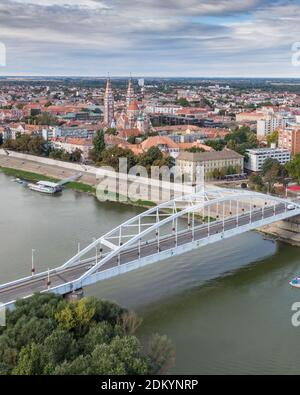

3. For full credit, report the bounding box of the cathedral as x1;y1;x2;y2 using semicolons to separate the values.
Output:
104;76;150;134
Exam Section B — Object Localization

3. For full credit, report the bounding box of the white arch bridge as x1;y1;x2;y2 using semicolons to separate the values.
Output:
1;188;300;308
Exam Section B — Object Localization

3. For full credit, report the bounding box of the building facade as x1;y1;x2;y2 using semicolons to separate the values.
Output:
278;125;300;156
245;148;291;172
176;149;244;181
257;114;289;138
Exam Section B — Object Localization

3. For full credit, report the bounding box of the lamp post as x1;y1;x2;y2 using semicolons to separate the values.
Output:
31;249;36;276
47;268;51;289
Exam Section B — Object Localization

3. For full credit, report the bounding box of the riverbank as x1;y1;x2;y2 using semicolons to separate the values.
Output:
260;217;300;247
0;166;97;194
0;162;156;208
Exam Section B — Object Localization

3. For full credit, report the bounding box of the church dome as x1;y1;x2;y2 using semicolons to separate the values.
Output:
128;101;139;111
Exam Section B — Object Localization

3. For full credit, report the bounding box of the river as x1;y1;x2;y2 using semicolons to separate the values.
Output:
1;173;300;375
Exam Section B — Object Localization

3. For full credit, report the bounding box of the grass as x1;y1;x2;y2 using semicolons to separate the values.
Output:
64;182;96;194
0;165;155;207
0;166;59;183
0;166;96;195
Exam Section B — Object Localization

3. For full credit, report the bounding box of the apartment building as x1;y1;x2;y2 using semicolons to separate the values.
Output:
278;125;300;156
257;114;290;138
245;148;291;172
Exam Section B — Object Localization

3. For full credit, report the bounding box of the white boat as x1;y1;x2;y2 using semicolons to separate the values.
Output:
28;181;62;195
290;277;300;288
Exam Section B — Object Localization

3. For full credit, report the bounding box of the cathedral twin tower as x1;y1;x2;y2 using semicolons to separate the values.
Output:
104;76;137;129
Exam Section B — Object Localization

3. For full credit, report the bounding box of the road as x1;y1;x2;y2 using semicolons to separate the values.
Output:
0;203;291;305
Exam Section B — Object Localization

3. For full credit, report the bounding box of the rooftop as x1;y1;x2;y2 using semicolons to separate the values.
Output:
177;149;244;162
246;148;291;155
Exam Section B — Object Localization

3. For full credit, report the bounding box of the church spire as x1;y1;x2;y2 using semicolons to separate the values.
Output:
104;75;114;127
126;75;135;109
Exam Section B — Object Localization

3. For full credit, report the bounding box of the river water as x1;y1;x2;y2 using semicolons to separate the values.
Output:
1;173;300;375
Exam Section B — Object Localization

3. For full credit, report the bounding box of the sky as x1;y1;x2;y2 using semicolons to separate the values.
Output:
0;0;300;77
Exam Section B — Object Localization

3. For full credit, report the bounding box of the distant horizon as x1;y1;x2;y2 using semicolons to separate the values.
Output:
1;75;300;81
1;1;300;78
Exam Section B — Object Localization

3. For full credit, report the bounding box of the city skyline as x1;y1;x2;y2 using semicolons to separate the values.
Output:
0;0;300;78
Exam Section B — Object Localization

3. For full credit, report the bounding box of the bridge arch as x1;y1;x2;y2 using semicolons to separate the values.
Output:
50;188;300;291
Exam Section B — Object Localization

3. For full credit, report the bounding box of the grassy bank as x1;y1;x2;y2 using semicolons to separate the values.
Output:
0;166;96;195
0;165;156;207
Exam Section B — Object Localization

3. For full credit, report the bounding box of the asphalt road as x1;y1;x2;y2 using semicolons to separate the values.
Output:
0;203;291;304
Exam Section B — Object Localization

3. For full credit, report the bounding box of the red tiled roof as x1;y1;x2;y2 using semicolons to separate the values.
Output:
141;136;178;150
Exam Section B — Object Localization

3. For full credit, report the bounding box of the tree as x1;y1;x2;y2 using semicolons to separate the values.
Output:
261;158;287;192
13;343;45;375
86;336;150;375
138;146;163;171
286;154;300;184
267;131;278;146
0;294;174;375
3;135;47;156
225;126;258;155
177;98;190;107
30;109;41;117
147;334;176;375
100;146;137;171
70;148;82;163
43;329;77;365
55;298;96;335
106;128;117;136
90;130;105;163
249;173;264;192
185;147;205;153
205;139;226;151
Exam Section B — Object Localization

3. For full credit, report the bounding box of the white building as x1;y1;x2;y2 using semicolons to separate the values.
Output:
42;127;62;141
245;148;291;172
257;114;291;138
145;104;181;115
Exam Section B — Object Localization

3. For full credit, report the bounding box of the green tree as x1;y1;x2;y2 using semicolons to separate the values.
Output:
0;294;174;375
205;139;226;151
55;298;96;335
138;146;163;170
267;130;279;146
106;128;117;136
13;343;45;375
185;147;205;153
286;154;300;184
43;329;77;365
225;126;258;155
90;130;105;163
177;98;190;107
100;146;137;171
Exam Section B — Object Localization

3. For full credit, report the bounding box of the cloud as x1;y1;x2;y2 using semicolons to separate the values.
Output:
0;0;299;76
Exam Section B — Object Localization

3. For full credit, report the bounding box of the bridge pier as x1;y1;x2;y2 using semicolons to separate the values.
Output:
63;288;84;303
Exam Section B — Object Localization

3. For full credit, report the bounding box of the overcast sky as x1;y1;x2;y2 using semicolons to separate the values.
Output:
0;0;300;77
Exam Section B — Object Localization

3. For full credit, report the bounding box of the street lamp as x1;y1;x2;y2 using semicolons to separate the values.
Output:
31;249;36;276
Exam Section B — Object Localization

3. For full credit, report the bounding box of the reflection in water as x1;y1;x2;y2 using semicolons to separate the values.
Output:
1;173;300;374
